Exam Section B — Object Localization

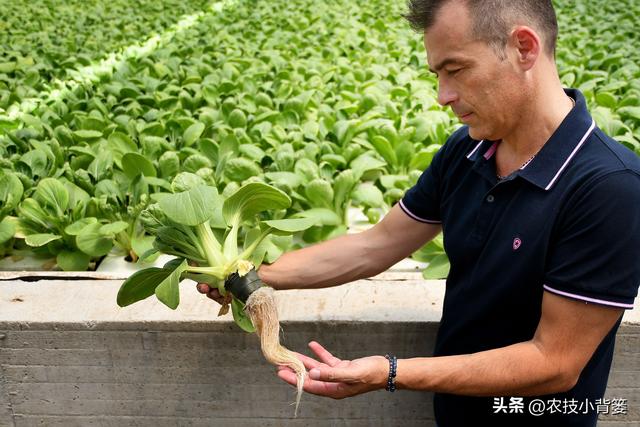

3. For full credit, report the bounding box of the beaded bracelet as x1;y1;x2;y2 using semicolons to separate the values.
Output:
384;354;397;392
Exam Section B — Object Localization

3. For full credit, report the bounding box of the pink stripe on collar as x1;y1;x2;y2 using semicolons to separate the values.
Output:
484;141;498;159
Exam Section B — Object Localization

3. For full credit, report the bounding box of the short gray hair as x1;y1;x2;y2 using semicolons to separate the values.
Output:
403;0;558;57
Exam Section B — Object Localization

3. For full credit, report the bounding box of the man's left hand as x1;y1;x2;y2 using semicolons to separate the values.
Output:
277;341;389;399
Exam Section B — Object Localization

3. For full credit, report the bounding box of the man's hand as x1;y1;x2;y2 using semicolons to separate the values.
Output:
277;341;389;399
195;283;230;306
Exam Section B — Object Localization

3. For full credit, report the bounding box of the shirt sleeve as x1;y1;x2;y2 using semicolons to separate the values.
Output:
399;126;470;224
543;171;640;309
398;147;444;224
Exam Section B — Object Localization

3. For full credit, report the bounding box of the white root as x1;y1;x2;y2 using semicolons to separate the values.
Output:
245;286;306;417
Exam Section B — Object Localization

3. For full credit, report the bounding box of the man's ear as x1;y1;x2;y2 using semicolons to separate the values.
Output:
510;26;541;71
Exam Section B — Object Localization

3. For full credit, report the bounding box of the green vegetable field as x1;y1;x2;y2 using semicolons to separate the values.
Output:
1;0;638;278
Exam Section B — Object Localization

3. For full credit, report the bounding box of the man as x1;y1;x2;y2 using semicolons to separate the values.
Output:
198;0;640;425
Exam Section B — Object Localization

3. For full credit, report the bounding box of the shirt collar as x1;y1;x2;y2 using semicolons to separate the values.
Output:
465;89;596;190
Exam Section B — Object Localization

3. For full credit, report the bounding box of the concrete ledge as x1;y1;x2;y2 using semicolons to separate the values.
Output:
0;276;638;426
0;273;447;324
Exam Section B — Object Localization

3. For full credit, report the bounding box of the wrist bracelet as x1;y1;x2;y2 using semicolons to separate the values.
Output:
384;354;397;392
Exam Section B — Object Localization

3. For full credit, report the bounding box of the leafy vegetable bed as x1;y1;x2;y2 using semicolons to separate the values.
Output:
556;0;640;149
0;0;213;103
0;0;638;279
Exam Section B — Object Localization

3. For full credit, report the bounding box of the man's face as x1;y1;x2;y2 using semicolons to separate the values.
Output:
424;1;527;141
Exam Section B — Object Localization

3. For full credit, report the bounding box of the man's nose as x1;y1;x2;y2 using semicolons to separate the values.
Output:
437;82;457;106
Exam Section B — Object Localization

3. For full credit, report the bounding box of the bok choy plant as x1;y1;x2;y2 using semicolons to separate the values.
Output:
117;176;315;415
0;173;23;257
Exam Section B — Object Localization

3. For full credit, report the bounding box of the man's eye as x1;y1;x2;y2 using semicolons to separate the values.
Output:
447;68;462;75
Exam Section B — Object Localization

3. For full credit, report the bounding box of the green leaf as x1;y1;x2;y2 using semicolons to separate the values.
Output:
262;217;316;234
0;173;24;214
333;169;357;214
228;109;247;128
18;150;48;178
65;218;98;236
616;134;640;151
73;130;103;140
163;257;187;270
223;182;291;228
305;179;334;209
352;182;385;208
231;298;255;332
153;225;209;263
379;174;410;190
145;177;172;191
54;126;75;146
422;254;450;279
183;122;205;146
171;172;206;193
412;234;447;268
25;233;62;247
410;146;439;171
619;106;640;122
66;181;91;208
88;150;114;181
29;140;55;165
34;178;69;214
365;208;381;224
121;152;157;179
293;208;342;226
155;259;188;310
0;62;16;73
333;120;358;145
224;157;262;181
265;172;304;190
370;136;397;166
183;154;211;173
264;235;293;263
410;111;450;142
57;250;91;271
68;146;96;159
132;235;159;263
302;120;320;140
100;221;129;235
79;117;107;132
76;222;114;257
117;267;173;307
395;140;416;168
159;151;180;178
0;217;16;244
321;153;346;169
107;132;137;166
595;92;617;109
141;122;165;137
95;180;124;202
159;185;221;226
17;198;51;231
243;227;262;252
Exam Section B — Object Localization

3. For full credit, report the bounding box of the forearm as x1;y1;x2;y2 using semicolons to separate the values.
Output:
257;231;379;290
258;205;441;290
395;341;575;396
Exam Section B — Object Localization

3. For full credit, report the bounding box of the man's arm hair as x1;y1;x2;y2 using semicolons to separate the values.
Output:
258;204;442;290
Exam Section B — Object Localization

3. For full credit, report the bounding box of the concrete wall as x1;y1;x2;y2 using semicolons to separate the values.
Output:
0;273;638;426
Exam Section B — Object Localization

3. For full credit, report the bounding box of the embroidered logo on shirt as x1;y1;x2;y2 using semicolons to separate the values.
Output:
513;237;522;251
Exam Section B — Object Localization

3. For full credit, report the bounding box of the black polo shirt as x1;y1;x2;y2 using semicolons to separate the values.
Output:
400;89;640;427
